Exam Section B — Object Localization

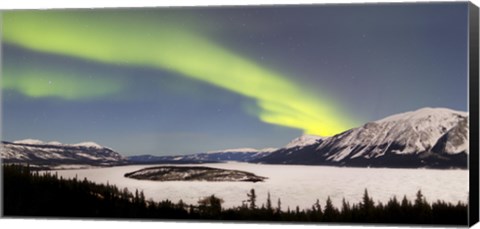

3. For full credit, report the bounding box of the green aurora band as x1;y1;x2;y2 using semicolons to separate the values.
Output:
2;10;358;136
3;59;125;100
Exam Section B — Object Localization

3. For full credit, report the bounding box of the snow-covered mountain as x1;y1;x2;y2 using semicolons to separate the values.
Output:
284;135;324;149
254;107;469;169
1;139;127;168
128;147;277;164
2;107;468;169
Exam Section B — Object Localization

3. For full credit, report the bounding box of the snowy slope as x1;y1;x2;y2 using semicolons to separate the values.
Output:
431;116;469;155
321;107;468;160
1;139;127;168
72;141;105;149
256;107;469;168
13;139;44;145
284;135;323;149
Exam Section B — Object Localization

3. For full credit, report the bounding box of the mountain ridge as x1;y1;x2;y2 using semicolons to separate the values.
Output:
254;107;468;168
0;140;127;169
1;107;469;169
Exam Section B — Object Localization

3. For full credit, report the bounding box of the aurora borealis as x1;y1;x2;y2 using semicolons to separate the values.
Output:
1;4;469;155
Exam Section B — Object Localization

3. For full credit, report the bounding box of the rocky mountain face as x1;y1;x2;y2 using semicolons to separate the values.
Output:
0;140;127;168
254;107;469;168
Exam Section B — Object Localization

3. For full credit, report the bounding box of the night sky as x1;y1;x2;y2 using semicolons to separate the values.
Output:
1;3;469;156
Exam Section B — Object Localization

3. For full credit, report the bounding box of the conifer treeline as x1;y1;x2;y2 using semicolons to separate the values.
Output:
2;164;467;225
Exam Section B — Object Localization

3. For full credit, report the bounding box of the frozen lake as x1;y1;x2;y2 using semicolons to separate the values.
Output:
53;163;468;210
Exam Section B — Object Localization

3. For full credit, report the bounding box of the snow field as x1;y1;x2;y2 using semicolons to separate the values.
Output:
53;163;468;210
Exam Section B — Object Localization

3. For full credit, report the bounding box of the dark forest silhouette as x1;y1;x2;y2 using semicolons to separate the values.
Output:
2;164;468;225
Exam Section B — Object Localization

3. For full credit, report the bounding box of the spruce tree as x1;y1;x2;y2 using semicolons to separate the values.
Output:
266;192;272;211
323;196;337;221
276;198;282;214
247;189;257;210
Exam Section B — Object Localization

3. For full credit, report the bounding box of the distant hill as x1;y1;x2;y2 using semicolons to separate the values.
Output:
0;140;127;169
127;148;277;164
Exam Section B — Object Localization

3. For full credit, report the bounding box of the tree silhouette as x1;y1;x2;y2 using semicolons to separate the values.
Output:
323;196;338;221
361;189;375;221
266;192;272;212
276;198;282;214
247;189;257;210
414;190;432;223
198;194;224;217
341;198;352;221
2;165;468;225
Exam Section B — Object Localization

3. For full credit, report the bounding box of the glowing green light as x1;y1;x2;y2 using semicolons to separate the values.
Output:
2;10;358;136
3;63;124;100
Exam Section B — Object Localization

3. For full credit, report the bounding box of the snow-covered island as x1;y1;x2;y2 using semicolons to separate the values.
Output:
124;166;267;182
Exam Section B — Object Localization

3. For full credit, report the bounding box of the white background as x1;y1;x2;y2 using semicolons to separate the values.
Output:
0;0;479;229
